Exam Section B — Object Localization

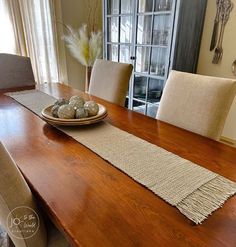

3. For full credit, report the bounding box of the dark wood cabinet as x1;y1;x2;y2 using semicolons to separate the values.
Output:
103;0;207;117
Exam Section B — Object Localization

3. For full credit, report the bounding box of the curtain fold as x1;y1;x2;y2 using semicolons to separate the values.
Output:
7;0;27;56
0;0;62;84
0;0;16;54
51;0;68;85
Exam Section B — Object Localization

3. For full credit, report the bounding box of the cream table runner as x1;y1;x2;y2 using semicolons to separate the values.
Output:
5;90;236;224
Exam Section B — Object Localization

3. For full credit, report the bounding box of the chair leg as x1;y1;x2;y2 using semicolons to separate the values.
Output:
7;235;15;247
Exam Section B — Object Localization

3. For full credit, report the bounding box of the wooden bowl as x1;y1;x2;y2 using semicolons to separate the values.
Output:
41;104;107;126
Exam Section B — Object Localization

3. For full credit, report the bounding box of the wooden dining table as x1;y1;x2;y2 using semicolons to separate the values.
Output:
0;83;236;247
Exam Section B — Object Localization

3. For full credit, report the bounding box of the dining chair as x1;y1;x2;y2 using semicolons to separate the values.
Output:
0;142;70;247
0;53;35;89
156;70;236;140
0;222;7;247
88;59;133;106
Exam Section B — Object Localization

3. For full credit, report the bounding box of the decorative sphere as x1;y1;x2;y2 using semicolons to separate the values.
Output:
75;107;89;119
54;98;69;106
69;96;84;104
69;98;84;109
84;101;99;116
58;105;75;119
51;105;60;118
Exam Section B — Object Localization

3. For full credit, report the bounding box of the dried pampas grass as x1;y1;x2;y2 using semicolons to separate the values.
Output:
63;24;102;67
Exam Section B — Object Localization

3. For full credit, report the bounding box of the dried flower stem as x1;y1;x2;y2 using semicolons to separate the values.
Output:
62;24;102;67
87;0;99;32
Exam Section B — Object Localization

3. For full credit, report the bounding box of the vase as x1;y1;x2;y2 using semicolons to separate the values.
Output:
85;66;92;92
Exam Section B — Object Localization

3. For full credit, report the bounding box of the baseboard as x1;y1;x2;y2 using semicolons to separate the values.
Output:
220;136;236;146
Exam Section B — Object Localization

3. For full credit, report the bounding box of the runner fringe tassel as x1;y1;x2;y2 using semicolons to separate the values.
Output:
177;176;236;224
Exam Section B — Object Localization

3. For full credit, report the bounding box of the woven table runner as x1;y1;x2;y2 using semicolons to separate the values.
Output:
5;90;236;224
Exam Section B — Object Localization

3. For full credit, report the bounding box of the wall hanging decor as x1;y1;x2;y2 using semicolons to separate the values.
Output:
232;59;236;76
211;0;234;64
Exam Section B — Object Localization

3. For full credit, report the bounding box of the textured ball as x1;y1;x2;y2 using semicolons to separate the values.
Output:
69;98;85;109
58;105;75;119
69;96;84;104
84;101;99;116
51;105;60;118
75;107;89;119
54;98;69;106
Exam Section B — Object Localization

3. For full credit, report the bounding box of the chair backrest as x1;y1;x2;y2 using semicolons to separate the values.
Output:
88;59;133;106
156;70;236;140
0;53;35;89
0;142;47;247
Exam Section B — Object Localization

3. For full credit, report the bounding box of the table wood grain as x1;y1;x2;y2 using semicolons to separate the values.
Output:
1;83;236;247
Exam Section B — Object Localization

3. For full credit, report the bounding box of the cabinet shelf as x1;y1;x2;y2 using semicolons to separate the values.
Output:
135;44;168;48
133;96;161;104
107;11;172;18
133;72;165;80
107;42;168;49
133;97;146;104
137;11;172;16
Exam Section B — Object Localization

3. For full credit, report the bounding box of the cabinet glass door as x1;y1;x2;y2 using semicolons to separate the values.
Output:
133;0;174;117
104;0;176;118
105;0;135;107
106;0;134;63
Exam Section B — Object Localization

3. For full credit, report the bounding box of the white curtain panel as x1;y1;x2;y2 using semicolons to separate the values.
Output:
0;0;16;54
0;0;60;84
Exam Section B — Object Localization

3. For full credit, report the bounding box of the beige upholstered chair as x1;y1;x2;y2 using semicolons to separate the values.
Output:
0;223;7;246
88;59;133;106
0;53;35;89
0;142;70;247
156;70;236;140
